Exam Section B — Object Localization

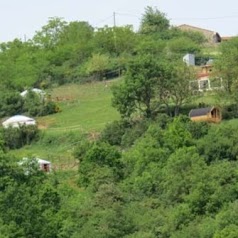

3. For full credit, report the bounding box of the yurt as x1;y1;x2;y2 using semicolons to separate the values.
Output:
20;88;45;97
2;115;36;128
20;157;52;173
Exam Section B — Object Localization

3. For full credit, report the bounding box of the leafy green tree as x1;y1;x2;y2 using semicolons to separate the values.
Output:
164;61;195;116
85;53;111;80
214;37;238;93
93;26;137;56
139;6;170;34
2;125;39;149
78;142;122;189
135;35;166;55
0;90;24;117
33;17;67;49
99;120;131;146
167;37;201;56
161;147;205;204
112;55;162;118
0;154;62;238
0;39;49;89
197;123;238;163
163;116;193;151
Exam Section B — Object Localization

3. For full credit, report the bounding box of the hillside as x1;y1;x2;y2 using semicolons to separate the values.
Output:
9;79;120;169
38;79;120;132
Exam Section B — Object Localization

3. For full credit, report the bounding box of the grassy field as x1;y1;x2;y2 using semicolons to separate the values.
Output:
37;79;120;132
9;79;121;167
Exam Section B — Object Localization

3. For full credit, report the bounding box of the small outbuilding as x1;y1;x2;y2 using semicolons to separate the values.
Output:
37;159;52;172
189;106;222;123
20;157;52;173
2;115;36;128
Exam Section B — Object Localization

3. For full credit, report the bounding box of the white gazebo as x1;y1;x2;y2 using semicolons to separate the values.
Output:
2;115;36;128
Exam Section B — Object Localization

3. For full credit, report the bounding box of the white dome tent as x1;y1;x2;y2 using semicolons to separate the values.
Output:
2;115;36;128
20;88;45;97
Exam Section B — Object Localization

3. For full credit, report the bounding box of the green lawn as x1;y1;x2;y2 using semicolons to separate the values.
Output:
38;79;120;132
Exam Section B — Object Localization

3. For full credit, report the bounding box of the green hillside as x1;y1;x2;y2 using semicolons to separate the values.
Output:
9;79;121;167
38;79;120;132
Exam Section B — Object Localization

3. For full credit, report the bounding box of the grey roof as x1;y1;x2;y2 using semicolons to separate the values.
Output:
189;107;213;117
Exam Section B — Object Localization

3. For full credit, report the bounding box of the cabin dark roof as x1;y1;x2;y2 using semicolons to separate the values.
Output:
189;107;213;117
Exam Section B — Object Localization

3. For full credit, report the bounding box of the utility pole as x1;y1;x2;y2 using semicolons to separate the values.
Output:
113;12;116;27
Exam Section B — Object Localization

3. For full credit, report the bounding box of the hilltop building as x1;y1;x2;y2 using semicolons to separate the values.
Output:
177;24;222;44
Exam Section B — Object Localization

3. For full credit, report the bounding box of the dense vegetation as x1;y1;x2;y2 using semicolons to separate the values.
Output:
1;5;238;238
2;118;238;237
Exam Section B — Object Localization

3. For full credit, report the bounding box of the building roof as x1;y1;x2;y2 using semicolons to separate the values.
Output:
177;24;217;34
189;107;214;117
221;36;235;41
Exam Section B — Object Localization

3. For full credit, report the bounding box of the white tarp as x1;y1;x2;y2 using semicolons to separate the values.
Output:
20;88;45;97
2;115;36;128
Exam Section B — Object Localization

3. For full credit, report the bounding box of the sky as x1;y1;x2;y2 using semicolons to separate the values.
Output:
1;0;238;43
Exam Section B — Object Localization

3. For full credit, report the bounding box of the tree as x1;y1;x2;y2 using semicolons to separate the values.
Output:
166;37;201;56
214;37;238;94
33;17;67;49
0;39;50;89
0;90;24;117
139;6;170;34
162;61;195;116
85;53;111;80
112;55;162;118
93;26;137;56
0;154;62;238
112;55;195;118
77;142;122;189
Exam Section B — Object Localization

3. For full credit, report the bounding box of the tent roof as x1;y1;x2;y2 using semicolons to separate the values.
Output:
21;157;51;165
20;88;45;97
2;115;35;125
189;107;214;117
37;159;51;164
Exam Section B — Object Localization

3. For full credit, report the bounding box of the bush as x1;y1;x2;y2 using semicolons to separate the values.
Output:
121;120;149;148
99;120;131;146
187;121;210;139
0;91;24;117
222;104;238;120
23;91;60;117
2;125;39;149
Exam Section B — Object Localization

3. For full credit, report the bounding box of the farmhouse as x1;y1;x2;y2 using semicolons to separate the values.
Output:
177;24;221;44
189;106;222;123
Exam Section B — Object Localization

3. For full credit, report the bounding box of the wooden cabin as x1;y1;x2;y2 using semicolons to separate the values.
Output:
189;107;222;123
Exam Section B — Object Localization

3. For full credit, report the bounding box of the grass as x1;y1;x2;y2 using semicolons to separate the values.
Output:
37;79;121;132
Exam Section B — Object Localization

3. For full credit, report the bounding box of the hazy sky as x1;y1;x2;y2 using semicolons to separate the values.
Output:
1;0;238;42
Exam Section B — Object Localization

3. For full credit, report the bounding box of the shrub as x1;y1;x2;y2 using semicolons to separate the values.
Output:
0;91;24;117
2;125;39;149
23;91;60;117
121;120;149;148
99;120;131;146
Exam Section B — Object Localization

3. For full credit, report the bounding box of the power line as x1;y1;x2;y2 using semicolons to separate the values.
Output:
94;15;114;27
171;15;238;21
